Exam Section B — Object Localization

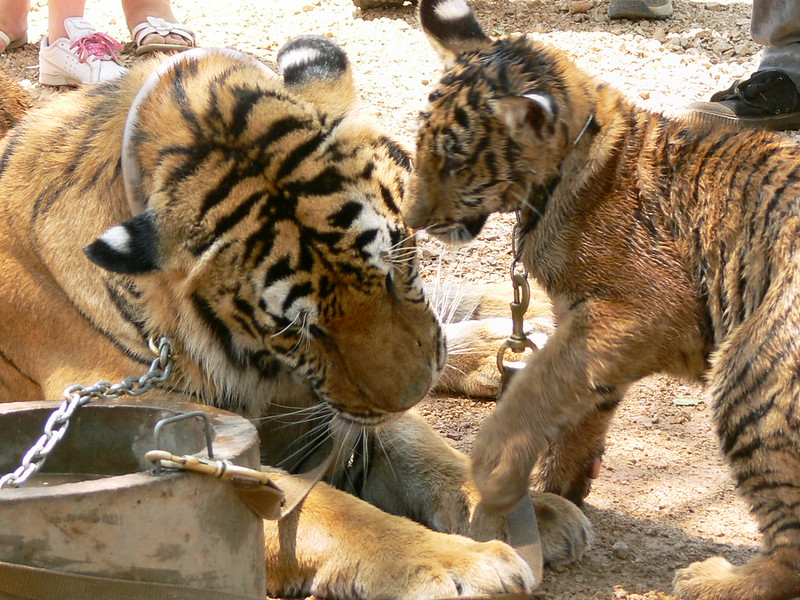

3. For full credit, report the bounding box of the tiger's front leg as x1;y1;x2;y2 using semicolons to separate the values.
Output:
361;412;592;569
470;304;644;515
530;400;617;505
263;470;536;600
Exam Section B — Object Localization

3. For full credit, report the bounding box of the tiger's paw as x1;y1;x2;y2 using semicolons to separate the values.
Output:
468;490;592;569
673;553;800;600
437;317;549;398
313;534;537;599
533;491;593;568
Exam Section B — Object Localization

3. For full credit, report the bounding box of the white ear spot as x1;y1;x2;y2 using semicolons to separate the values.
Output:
524;93;555;118
278;47;319;71
434;0;471;21
99;225;131;253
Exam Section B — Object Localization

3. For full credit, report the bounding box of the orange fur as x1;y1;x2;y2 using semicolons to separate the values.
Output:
410;1;800;598
0;42;588;599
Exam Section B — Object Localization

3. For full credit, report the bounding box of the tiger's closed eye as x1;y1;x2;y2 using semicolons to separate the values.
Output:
443;153;467;174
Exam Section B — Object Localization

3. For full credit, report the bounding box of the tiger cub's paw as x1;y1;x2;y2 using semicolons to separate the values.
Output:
673;553;800;600
467;490;592;570
532;491;593;568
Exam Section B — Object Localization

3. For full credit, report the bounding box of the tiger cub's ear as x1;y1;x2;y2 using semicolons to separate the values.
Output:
491;93;557;145
84;211;160;274
277;35;356;120
418;0;489;66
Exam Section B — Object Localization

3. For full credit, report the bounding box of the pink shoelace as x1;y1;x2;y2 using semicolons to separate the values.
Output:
70;33;122;63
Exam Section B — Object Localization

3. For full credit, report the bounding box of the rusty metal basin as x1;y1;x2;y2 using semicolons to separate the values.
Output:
0;400;265;597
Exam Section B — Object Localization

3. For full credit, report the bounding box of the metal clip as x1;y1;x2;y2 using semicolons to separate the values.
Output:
151;412;214;475
496;274;538;392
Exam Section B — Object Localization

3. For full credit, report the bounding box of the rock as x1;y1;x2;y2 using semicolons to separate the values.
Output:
612;541;632;559
571;1;590;14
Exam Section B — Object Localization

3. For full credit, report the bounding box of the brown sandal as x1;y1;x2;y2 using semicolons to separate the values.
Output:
132;16;194;56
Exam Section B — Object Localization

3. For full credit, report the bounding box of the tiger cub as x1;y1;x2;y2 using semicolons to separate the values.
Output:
0;36;591;599
407;0;800;599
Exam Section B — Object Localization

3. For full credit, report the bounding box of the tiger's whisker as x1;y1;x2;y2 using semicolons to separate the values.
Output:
374;429;398;483
271;311;303;337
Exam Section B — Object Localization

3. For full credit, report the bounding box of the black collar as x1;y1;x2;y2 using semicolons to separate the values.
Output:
517;114;598;238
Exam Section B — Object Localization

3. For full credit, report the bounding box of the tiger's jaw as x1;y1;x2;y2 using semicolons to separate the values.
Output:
331;410;399;430
420;212;490;244
405;172;494;244
296;289;447;420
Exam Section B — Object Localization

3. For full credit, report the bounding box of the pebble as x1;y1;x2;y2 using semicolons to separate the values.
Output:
571;1;590;14
612;541;632;559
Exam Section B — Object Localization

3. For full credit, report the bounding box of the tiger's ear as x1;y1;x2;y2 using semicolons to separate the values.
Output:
83;211;161;274
278;35;356;120
419;0;489;66
491;93;557;144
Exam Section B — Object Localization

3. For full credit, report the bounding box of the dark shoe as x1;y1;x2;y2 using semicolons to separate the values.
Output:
687;70;800;131
608;0;673;19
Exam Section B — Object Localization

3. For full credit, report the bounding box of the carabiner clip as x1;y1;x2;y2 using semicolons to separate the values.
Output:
496;274;538;394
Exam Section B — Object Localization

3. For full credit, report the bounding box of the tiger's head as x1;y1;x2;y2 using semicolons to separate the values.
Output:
407;0;598;243
83;39;446;424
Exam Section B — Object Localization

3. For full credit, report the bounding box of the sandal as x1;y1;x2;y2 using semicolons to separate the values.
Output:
131;16;194;56
0;30;28;53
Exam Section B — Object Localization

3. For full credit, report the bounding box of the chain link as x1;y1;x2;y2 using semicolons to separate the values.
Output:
0;335;175;490
510;209;529;282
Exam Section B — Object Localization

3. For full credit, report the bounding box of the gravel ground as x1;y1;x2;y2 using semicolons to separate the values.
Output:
0;1;786;599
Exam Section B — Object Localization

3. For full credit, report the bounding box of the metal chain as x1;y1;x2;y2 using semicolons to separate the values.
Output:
510;210;529;281
510;210;530;303
496;211;538;389
0;335;175;490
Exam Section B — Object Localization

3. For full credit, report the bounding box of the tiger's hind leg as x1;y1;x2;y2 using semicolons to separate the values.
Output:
430;280;554;398
674;291;800;600
531;397;619;505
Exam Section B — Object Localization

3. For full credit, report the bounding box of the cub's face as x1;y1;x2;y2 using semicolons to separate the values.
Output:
85;43;446;423
408;0;575;244
410;82;509;244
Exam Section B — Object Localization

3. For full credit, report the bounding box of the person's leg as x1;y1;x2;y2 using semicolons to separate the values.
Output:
752;0;800;88
121;0;193;51
47;0;85;41
0;0;30;53
607;0;672;20
687;0;800;130
39;0;126;85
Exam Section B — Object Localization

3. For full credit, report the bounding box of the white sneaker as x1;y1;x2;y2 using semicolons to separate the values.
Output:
39;17;126;86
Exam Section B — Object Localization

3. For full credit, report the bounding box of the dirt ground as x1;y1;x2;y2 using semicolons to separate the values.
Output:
0;0;790;599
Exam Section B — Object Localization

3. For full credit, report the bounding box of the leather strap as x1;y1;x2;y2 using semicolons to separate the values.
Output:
232;448;337;520
506;495;543;585
147;437;346;521
0;560;261;600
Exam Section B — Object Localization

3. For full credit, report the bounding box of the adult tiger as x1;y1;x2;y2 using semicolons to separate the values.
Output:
0;38;589;599
407;1;800;599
